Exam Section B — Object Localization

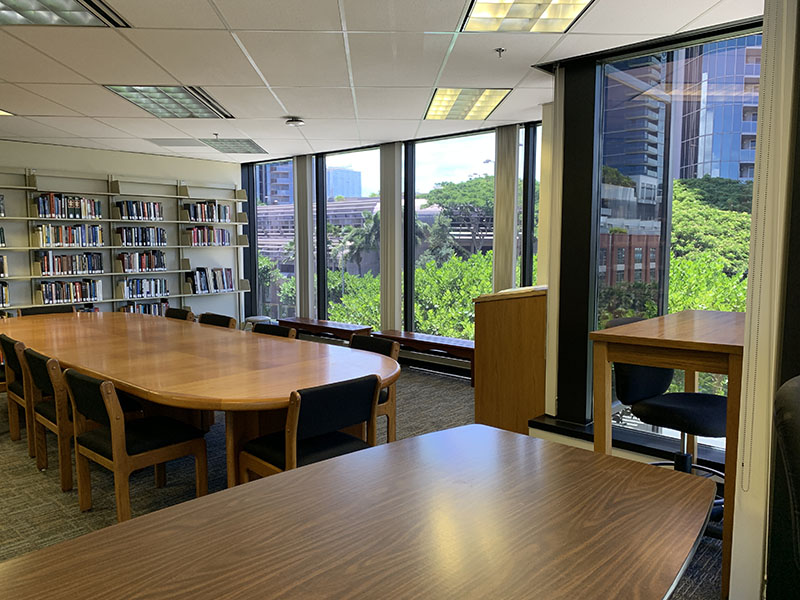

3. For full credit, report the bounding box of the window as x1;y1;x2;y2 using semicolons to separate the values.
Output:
634;247;643;264
599;248;607;266
634;268;642;282
253;159;295;318
516;123;542;287
616;247;626;265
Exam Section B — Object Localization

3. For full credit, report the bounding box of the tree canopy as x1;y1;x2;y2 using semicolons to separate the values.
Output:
677;175;753;213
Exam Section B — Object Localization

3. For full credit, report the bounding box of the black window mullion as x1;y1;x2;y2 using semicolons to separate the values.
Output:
241;163;257;317
521;122;539;287
403;142;416;331
315;154;328;320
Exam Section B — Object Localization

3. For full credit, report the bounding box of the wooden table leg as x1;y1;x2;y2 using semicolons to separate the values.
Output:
685;370;699;459
225;411;259;488
593;341;612;454
721;354;743;599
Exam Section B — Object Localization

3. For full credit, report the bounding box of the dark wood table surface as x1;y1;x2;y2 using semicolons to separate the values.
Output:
0;425;715;599
278;316;372;340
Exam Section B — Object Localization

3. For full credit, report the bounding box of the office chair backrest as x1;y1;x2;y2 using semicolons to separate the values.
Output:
606;317;674;405
63;369;112;426
349;334;400;359
295;375;380;441
252;322;295;338
20;305;76;316
23;348;56;397
165;307;194;321
0;333;23;382
773;376;800;578
198;312;236;329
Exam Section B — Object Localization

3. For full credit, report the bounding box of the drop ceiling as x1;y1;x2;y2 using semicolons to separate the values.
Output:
0;0;763;164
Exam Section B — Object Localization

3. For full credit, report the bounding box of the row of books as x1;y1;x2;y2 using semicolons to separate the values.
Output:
116;226;167;247
120;278;169;299
183;201;232;223
115;200;163;221
185;267;235;294
117;250;167;273
36;251;104;276
39;279;102;304
34;224;103;248
0;227;5;247
0;281;7;307
34;193;103;220
118;300;169;316
186;226;231;247
0;255;7;278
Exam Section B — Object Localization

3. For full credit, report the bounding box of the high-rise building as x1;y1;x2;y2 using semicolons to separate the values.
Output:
326;167;361;199
255;160;294;205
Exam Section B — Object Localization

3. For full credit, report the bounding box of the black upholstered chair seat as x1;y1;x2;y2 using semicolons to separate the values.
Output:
116;390;144;413
76;416;203;460
0;367;5;382
631;392;727;438
242;430;370;471
8;379;23;398
34;398;64;423
378;387;389;404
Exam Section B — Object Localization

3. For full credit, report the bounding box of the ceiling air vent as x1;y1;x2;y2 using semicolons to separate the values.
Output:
79;0;130;27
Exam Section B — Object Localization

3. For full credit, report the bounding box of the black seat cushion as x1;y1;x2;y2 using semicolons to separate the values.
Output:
243;430;370;471
378;387;389;405
117;390;144;413
8;379;23;398
631;392;727;438
76;416;203;459
34;399;59;423
0;366;5;383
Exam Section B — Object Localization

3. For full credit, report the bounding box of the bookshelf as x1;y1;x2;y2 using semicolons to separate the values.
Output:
0;168;249;318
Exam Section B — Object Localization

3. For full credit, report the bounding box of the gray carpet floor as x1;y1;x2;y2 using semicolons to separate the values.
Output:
0;366;720;598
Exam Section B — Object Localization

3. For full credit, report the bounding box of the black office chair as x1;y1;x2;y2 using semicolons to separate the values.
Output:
238;375;381;483
252;322;296;338
0;333;34;456
165;307;194;321
350;334;400;443
19;305;76;316
198;312;236;329
63;368;208;522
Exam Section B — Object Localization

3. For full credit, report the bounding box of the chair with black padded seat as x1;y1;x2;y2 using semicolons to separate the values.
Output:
164;307;194;321
198;312;236;329
252;322;296;339
62;368;208;522
19;305;76;316
0;333;34;456
350;334;400;443
238;375;381;483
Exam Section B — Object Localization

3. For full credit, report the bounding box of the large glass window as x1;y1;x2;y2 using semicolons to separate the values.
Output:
413;132;495;340
596;33;760;448
324;148;380;328
253;159;296;318
516;123;542;287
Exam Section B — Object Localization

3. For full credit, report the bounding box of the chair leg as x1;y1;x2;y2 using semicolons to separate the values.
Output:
56;430;73;492
114;471;132;522
34;420;48;471
76;451;93;512
194;442;208;497
154;463;166;488
23;403;35;458
239;460;250;485
386;406;397;444
8;399;20;441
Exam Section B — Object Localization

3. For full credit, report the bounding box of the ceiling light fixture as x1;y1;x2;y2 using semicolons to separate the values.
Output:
199;138;267;154
0;0;129;27
285;117;305;127
0;108;13;116
425;88;510;120
105;86;233;119
462;0;594;33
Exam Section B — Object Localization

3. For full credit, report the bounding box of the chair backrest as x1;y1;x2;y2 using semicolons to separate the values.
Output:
63;369;112;426
198;312;236;329
165;307;194;321
22;348;56;397
252;322;296;338
20;305;76;316
295;375;380;440
0;333;24;383
350;334;400;360
606;317;674;404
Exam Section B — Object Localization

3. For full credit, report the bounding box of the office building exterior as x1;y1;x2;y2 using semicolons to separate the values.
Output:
326;167;362;199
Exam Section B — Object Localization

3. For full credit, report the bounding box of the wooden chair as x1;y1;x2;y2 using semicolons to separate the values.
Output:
0;334;34;456
165;307;194;321
239;375;381;483
350;334;400;443
62;368;208;522
252;322;297;339
198;312;236;329
19;305;76;316
20;348;73;491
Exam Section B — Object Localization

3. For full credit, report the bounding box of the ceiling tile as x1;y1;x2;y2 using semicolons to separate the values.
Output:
8;28;176;85
541;33;658;63
349;33;452;86
571;0;719;35
343;0;466;32
94;118;191;138
0;84;80;116
24;138;112;150
91;138;176;153
19;84;150;117
214;0;342;30
414;120;491;138
0;31;88;84
202;87;285;118
354;119;418;141
517;68;555;89
226;153;272;162
355;87;432;119
236;32;349;87
0;116;76;138
299;119;360;140
679;0;764;32
233;119;308;140
439;32;560;88
486;88;551;121
161;118;246;138
307;139;363;153
107;0;226;29
273;88;355;119
28;117;134;138
252;139;313;155
123;30;262;86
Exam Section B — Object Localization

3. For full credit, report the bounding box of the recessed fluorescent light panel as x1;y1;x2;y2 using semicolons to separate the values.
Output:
0;108;13;116
200;139;267;154
105;86;232;119
0;0;127;26
463;0;593;33
425;88;510;120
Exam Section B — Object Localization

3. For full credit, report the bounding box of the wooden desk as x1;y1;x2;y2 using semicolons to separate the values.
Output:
589;310;744;598
0;312;400;487
278;316;371;340
0;425;714;600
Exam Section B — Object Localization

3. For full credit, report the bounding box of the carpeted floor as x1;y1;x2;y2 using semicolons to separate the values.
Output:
0;366;720;598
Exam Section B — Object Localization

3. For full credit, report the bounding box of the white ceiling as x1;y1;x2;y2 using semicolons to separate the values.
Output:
0;0;763;164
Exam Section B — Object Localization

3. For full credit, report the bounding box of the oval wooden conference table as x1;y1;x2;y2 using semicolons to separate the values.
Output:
0;312;401;487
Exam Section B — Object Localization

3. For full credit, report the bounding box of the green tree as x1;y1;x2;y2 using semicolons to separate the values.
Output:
424;175;494;255
417;214;465;267
343;211;380;275
677;175;753;213
602;165;635;188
